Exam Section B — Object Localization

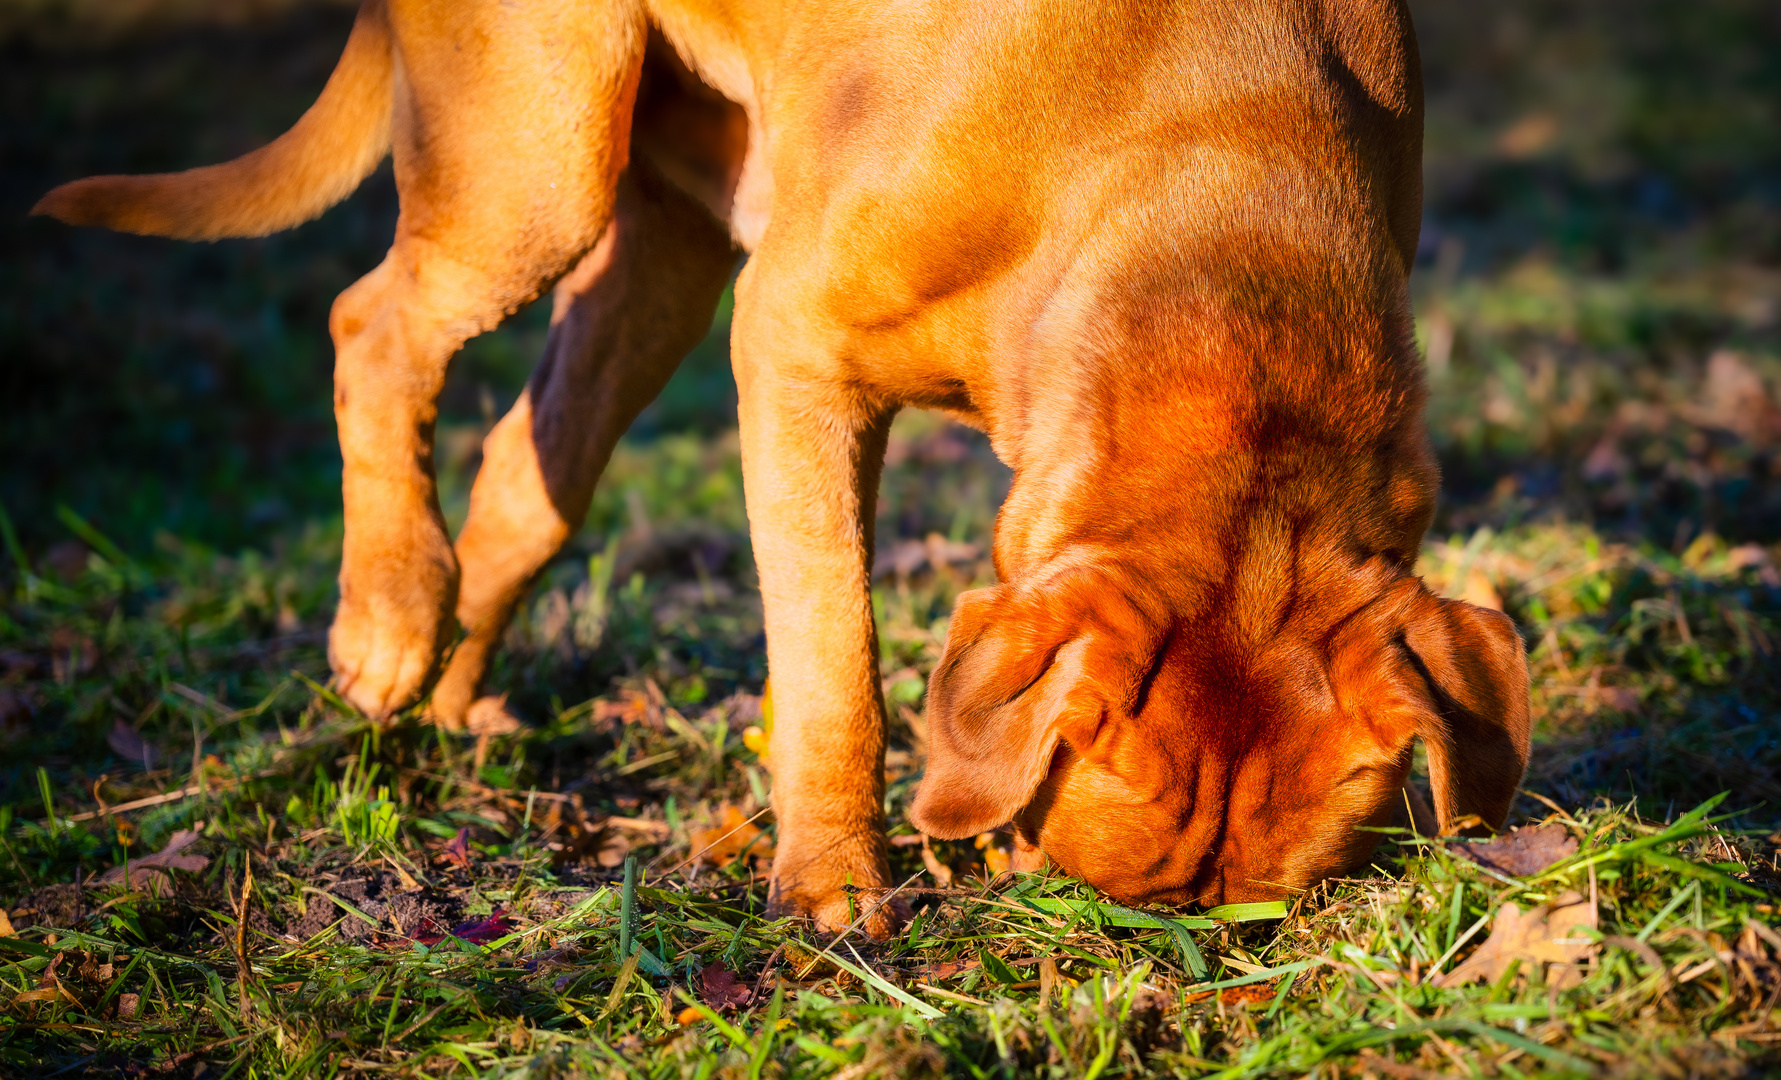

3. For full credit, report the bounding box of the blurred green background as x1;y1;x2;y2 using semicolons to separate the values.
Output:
4;0;1778;552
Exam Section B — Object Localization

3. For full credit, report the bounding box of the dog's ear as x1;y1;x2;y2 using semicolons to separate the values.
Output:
909;574;1153;840
1348;585;1530;835
1399;591;1531;834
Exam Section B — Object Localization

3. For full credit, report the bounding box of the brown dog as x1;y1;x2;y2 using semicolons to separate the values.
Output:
37;0;1530;934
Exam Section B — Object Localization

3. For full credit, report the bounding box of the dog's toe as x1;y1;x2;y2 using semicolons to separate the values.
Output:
464;695;524;734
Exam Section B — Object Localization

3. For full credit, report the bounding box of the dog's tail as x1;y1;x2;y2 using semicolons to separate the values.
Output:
33;0;393;240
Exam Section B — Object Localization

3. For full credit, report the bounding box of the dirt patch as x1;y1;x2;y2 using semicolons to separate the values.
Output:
8;883;86;930
292;868;469;944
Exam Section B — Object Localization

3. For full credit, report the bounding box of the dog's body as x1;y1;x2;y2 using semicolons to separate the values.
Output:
40;0;1530;933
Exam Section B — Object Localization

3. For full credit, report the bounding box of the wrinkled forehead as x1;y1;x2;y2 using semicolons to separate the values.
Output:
1109;631;1405;803
1126;631;1335;746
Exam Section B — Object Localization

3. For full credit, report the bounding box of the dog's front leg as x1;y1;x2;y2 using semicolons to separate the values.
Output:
732;277;902;937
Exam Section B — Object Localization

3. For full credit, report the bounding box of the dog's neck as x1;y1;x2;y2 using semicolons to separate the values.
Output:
985;271;1436;614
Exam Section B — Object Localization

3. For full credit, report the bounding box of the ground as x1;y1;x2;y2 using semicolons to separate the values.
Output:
1;0;1779;1076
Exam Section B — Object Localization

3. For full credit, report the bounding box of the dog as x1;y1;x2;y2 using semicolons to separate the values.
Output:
37;0;1530;935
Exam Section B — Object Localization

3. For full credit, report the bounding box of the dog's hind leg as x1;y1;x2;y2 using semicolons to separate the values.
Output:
429;163;736;731
326;0;647;717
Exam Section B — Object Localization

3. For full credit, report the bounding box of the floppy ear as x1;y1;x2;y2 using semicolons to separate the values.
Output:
1397;590;1532;835
908;574;1152;840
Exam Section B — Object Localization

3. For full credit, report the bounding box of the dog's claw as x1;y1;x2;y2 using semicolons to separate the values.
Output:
328;600;453;720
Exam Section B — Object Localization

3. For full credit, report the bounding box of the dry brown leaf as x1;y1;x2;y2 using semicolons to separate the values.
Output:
594;686;665;730
14;951;71;1004
921;956;978;981
1437;890;1597;989
1450;823;1578;877
1186;981;1280;1006
783;942;850;983
441;827;473;869
687;804;774;869
699;962;754;1012
92;829;207;897
593;830;632;868
0;908;13;938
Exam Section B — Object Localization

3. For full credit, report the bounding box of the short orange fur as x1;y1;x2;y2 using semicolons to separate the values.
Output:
36;0;1531;934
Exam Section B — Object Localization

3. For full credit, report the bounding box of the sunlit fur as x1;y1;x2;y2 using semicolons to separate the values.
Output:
35;0;1532;932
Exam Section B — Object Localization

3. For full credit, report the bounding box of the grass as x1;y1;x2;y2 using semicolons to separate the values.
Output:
3;0;1780;1074
1;399;1776;1076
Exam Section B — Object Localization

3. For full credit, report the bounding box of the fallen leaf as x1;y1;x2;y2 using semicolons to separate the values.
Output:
415;911;512;946
699;962;753;1012
742;681;773;763
1222;982;1278;1006
92;829;208;897
450;912;513;945
1450;822;1578;877
687;804;774;869
106;720;158;769
924;957;977;981
441;827;473;869
115;992;139;1019
871;533;981;579
594;686;664;730
0;908;12;938
593;830;632;868
21;951;68;1004
1437;890;1598;989
1186;981;1279;1006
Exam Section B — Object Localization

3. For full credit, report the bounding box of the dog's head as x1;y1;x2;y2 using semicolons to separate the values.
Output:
908;560;1529;905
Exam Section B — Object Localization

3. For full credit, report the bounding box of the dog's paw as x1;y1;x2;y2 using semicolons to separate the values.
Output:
767;841;909;939
329;553;457;719
770;885;911;940
426;664;477;731
330;617;446;720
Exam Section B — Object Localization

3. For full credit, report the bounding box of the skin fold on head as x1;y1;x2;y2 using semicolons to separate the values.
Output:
910;547;1532;907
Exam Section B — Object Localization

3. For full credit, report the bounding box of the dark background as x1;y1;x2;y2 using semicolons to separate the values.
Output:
2;0;1778;552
